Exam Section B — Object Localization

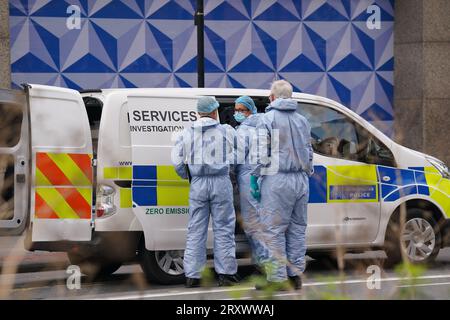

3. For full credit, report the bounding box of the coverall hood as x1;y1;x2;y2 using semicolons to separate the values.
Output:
266;98;298;112
192;117;219;131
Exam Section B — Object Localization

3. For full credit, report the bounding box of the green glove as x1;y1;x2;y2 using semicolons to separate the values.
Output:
250;175;261;202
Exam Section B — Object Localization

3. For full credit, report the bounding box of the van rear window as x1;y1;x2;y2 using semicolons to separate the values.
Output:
0;103;22;148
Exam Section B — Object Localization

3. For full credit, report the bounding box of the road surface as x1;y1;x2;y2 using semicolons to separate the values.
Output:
1;236;450;300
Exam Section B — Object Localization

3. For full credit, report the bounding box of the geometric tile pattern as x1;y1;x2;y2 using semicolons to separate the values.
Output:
9;0;394;135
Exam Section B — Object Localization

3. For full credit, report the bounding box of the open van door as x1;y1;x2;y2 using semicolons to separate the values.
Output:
128;94;204;251
0;88;29;236
27;85;94;242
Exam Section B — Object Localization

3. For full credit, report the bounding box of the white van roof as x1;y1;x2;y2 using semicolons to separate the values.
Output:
91;87;342;109
99;87;273;97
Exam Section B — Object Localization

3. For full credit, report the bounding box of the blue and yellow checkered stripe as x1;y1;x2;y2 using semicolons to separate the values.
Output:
103;165;189;208
103;166;133;208
378;166;431;201
309;165;448;214
104;164;449;217
132;165;189;207
407;166;450;216
309;165;379;203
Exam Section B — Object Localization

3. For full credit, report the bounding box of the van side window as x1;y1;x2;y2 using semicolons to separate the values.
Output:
297;103;396;167
216;96;270;128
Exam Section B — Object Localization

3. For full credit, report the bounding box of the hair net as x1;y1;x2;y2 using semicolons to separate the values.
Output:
235;96;257;114
197;96;220;113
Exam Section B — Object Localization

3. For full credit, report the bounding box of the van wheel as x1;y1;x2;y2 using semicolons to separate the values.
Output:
67;251;122;280
384;208;441;268
139;248;185;285
308;252;339;269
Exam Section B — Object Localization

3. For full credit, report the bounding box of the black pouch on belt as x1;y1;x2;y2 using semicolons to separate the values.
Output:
185;163;192;183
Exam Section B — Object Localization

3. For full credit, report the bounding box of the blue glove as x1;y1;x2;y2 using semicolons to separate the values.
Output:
250;175;261;202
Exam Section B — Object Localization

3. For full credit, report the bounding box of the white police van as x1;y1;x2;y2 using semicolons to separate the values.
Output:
0;84;448;284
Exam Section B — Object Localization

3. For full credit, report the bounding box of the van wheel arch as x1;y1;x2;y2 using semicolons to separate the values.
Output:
388;199;446;232
384;199;444;267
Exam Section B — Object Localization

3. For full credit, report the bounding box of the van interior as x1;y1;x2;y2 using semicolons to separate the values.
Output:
82;95;103;157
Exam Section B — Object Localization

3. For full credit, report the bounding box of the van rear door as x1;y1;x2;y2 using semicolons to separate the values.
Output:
0;88;29;236
128;94;203;251
28;85;94;242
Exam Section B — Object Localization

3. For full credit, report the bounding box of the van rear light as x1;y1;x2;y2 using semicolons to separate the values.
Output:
96;207;105;218
95;184;116;219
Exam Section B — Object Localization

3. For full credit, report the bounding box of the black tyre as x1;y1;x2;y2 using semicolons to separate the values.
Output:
139;247;185;285
67;251;122;280
384;208;441;268
308;252;340;269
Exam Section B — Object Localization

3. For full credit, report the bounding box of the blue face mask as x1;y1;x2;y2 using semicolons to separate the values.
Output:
234;112;247;123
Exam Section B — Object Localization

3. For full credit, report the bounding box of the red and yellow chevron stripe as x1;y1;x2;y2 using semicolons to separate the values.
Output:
34;153;93;220
36;153;92;186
